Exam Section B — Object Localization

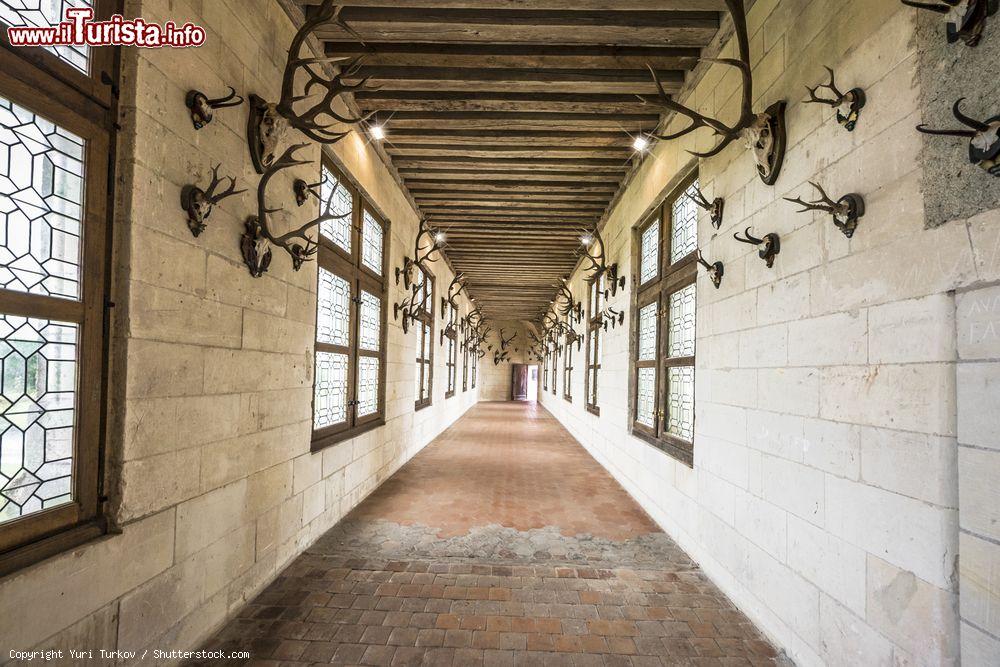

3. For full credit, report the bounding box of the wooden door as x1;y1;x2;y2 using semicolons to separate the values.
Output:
511;364;529;400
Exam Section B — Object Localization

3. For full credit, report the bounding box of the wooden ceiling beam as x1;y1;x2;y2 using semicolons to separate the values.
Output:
402;172;623;184
300;1;726;10
371;111;660;131
394;156;627;169
415;194;611;204
387;144;631;159
381;129;634;147
356;90;656;113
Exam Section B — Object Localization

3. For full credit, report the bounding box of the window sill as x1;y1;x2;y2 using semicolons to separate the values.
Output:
564;395;573;403
415;401;432;412
311;417;386;453
445;391;455;399
0;518;107;578
629;428;694;468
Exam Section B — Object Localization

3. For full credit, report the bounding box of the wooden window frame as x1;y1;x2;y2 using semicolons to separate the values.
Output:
444;303;457;399
584;276;604;416
0;1;120;575
462;325;469;393
542;349;549;393
628;172;699;467
414;267;434;411
550;342;558;396
563;318;574;403
311;159;390;452
471;342;477;389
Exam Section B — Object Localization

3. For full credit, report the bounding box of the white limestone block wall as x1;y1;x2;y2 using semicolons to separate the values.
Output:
541;0;1000;664
0;0;479;659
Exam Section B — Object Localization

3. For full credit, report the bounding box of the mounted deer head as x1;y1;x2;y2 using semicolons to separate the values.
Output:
186;86;244;130
600;307;625;332
241;144;353;276
493;350;511;366
247;1;375;172
499;329;518;351
687;184;725;229
441;273;466;317
638;0;787;185
294;176;324;207
697;250;725;289
917;98;1000;177
804;67;866;132
554;279;583;322
181;164;245;237
579;230;625;297
396;220;446;289
734;227;780;268
901;0;998;46
785;182;866;238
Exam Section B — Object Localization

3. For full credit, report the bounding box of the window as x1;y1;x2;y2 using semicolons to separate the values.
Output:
471;342;478;389
0;2;117;571
550;342;558;396
312;159;389;451
443;300;457;398
585;274;605;415
630;174;699;466
542;347;550;393
413;267;434;410
462;321;469;392
563;316;576;403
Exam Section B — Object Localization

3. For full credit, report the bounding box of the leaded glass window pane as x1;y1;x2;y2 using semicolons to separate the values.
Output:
640;221;659;284
637;368;656;428
667;366;695;441
422;324;431;361
357;357;378;417
0;1;91;73
359;291;380;352
668;283;696;358
361;210;383;275
0;95;85;300
638;303;657;361
320;165;352;253
0;314;77;524
314;352;347;428
316;268;351;346
671;180;699;263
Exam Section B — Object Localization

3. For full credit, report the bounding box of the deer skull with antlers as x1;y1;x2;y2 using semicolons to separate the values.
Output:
186;86;244;130
247;1;375;172
734;227;781;268
687;184;725;229
917;98;1000;177
181;164;246;237
697;251;725;289
901;0;998;46
785;182;866;238
241;144;353;277
579;230;625;297
396;220;446;289
441;273;466;318
638;0;787;185
804;67;866;132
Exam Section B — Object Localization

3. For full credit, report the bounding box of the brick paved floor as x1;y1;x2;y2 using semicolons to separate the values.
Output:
191;402;787;666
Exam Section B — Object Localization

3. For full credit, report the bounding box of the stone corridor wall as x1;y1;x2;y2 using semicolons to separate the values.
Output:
0;0;479;659
541;1;1000;664
478;320;532;402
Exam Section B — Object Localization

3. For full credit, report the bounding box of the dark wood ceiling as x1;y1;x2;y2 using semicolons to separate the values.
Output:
295;0;727;321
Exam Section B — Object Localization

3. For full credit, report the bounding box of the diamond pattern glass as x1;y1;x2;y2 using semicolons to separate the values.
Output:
0;95;85;300
668;284;696;358
640;221;659;284
667;366;695;441
637;368;656;428
357;356;378;417
0;0;91;73
359;290;380;352
320;165;352;253
638;302;657;361
0;314;77;524
316;268;350;347
361;210;383;275
314;352;347;429
671;180;699;263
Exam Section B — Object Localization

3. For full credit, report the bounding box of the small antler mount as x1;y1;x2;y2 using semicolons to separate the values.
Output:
186;86;244;130
804;67;866;132
180;164;245;237
697;251;725;289
784;182;866;238
901;0;998;47
734;227;781;268
688;184;725;229
917;98;1000;177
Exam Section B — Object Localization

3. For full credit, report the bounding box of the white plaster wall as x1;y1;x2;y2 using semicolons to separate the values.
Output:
0;0;479;660
541;0;1000;664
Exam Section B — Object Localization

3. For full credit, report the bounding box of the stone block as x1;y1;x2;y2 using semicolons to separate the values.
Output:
870;293;955;365
787;516;867;617
959;532;1000;638
761;455;825;526
861;427;957;507
957;362;1000;451
958;446;1000;539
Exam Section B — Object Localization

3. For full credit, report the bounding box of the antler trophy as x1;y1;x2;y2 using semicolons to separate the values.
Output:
804;67;866;132
241;144;353;277
785;182;866;238
697;250;725;289
901;0;997;47
917;98;1000;177
687;184;725;229
247;1;376;172
580;230;625;298
186;86;244;130
638;0;787;185
396;220;446;289
441;273;466;318
734;227;780;268
181;164;245;237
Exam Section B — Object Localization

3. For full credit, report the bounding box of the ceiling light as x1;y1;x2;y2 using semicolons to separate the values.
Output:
434;232;446;244
632;135;651;152
370;125;386;141
580;234;594;245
